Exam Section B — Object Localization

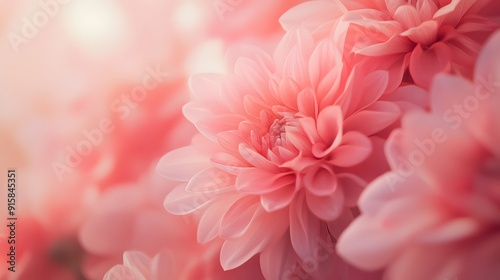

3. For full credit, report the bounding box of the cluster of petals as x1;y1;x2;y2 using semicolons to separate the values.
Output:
338;31;500;280
281;0;500;88
94;171;266;280
157;20;403;278
104;249;264;280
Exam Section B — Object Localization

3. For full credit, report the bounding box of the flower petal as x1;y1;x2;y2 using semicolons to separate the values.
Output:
306;187;344;221
409;42;451;88
344;101;401;136
221;210;288;270
156;146;210;181
304;164;338;196
236;169;295;194
329;131;372;168
289;192;321;260
220;196;261;239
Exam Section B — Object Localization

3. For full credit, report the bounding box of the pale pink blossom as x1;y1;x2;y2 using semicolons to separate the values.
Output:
157;27;398;279
337;31;500;280
78;169;197;279
91;170;265;280
281;0;500;88
104;249;265;280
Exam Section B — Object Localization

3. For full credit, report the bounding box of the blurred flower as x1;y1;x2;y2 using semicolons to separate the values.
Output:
0;0;204;276
104;250;178;280
0;169;98;280
157;26;399;279
78;169;196;279
207;0;304;43
337;31;500;280
89;170;265;280
280;0;500;88
104;249;264;280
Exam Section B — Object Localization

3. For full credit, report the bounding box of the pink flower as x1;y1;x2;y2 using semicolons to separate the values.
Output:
157;27;398;279
337;31;500;280
281;0;500;88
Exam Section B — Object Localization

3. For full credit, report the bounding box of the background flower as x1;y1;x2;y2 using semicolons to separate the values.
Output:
280;0;500;88
337;30;500;280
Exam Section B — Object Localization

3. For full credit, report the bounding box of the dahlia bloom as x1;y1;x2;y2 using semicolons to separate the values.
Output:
157;27;399;279
337;31;500;280
281;0;500;88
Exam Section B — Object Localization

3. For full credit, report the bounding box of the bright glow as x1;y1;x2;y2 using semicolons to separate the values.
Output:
184;39;226;74
63;0;128;56
173;1;207;34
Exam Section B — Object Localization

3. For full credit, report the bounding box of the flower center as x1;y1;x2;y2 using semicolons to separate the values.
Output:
269;118;288;147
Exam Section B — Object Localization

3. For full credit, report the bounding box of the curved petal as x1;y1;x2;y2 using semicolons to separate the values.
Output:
356;35;414;56
329;131;372;168
393;4;421;29
220;210;288;270
104;265;144;280
236;169;295;194
337;197;443;270
409;43;451;88
306;187;344;221
123;251;152;279
260;235;299;280
338;173;367;207
344;101;401;136
163;185;215;215
239;144;279;171
220;196;261;239
289;193;321;260
197;194;242;243
400;20;438;45
311;106;344;158
156;146;210;181
304;164;338;196
260;184;297;212
185;167;234;193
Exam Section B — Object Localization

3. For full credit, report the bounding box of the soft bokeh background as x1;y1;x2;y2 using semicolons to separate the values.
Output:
0;0;302;279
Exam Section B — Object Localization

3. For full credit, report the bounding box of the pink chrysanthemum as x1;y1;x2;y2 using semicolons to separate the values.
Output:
337;31;500;280
157;28;398;279
281;0;500;88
